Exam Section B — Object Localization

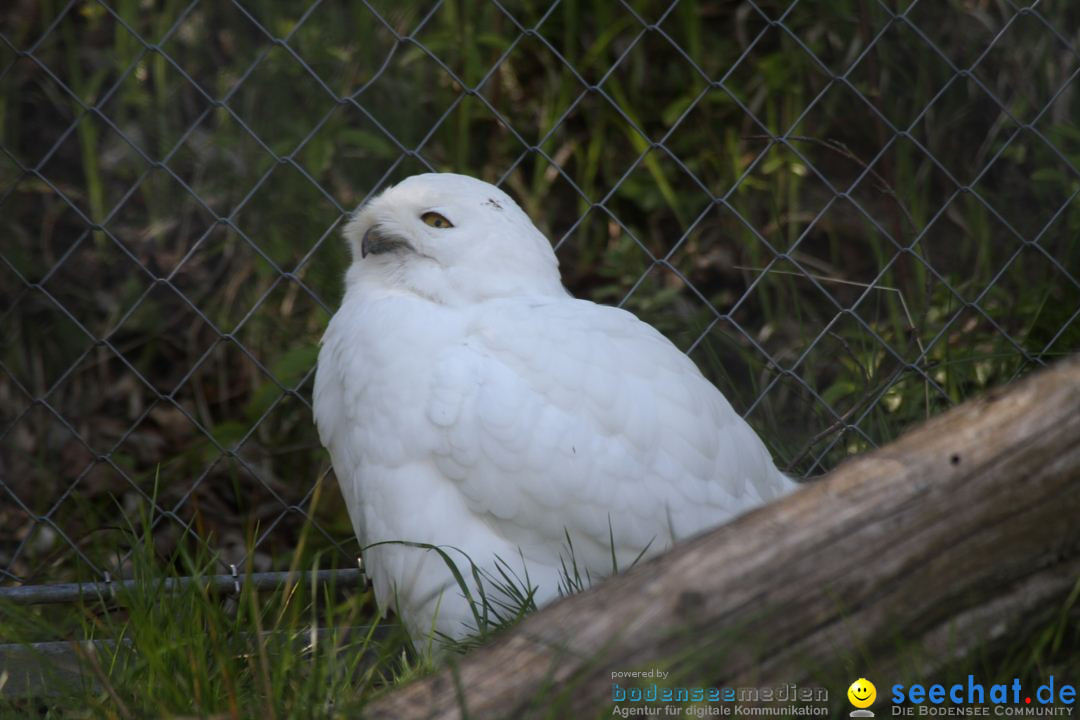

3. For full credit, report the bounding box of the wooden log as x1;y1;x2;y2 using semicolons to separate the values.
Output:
364;356;1080;719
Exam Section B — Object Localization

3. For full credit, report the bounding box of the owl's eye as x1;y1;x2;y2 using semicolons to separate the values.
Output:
421;212;453;229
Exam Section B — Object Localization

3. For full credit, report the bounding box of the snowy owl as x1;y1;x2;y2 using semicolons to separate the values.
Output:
313;173;796;643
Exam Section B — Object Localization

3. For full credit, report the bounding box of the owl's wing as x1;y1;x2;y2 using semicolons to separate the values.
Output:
426;297;791;573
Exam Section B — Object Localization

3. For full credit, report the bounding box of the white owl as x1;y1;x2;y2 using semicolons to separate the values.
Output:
313;173;795;643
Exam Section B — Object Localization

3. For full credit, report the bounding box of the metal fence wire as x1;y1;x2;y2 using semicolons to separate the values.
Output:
1;1;1078;594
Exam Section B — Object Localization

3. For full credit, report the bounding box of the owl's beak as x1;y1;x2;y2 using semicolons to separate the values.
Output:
361;225;414;258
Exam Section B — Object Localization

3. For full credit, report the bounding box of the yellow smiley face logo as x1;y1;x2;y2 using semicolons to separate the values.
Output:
848;678;876;708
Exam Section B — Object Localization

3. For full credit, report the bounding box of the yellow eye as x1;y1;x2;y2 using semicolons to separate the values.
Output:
421;212;453;229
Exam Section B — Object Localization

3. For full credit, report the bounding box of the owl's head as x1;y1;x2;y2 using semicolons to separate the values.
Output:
343;173;565;304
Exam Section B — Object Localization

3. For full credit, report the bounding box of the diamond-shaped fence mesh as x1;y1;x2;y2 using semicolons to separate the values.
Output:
1;1;1078;592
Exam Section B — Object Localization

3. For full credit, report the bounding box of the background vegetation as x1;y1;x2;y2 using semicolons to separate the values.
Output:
1;0;1078;715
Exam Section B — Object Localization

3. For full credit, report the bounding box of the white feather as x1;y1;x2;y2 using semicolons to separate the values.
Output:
313;173;796;642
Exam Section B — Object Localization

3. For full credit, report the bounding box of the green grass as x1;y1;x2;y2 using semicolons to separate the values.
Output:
0;498;633;717
1;507;1076;718
0;523;413;718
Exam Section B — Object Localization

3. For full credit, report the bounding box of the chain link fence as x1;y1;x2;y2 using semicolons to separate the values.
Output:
1;0;1078;595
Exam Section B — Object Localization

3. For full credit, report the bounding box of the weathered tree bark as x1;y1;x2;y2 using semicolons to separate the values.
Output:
364;356;1080;719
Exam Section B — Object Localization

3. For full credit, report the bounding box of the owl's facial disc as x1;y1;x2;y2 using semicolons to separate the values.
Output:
361;225;415;258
